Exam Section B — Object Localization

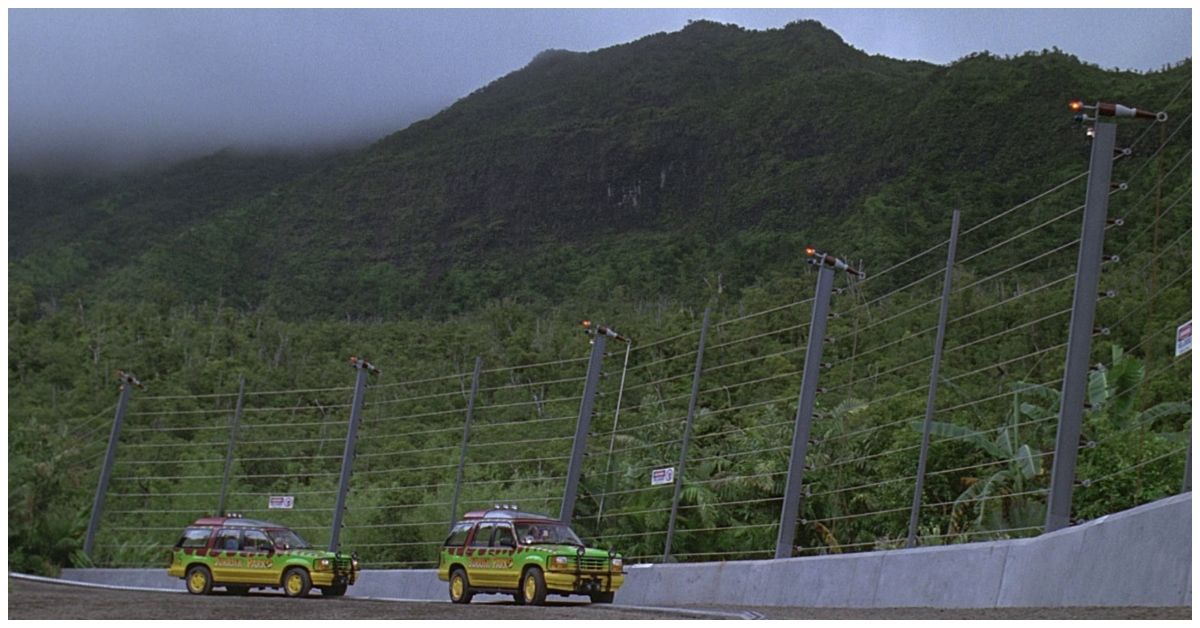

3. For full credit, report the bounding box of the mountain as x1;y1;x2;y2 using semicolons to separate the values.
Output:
8;20;1191;319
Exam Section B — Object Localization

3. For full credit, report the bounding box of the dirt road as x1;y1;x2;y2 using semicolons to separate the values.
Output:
8;577;1190;620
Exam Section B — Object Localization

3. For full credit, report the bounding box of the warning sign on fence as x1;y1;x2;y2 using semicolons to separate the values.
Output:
268;495;294;509
1176;321;1191;357
650;467;674;486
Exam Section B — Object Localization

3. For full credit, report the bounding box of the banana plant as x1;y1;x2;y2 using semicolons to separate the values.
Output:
1086;346;1190;437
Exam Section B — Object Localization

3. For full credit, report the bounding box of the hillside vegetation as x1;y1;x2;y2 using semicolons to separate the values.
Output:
8;20;1191;574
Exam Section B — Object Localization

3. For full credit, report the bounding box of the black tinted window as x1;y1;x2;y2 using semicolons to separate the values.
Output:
215;528;241;551
493;525;516;548
178;527;212;548
470;523;494;547
243;530;273;552
444;522;473;547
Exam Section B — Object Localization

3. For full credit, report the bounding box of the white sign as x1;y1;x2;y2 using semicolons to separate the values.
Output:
1177;321;1192;356
269;495;294;509
650;467;675;486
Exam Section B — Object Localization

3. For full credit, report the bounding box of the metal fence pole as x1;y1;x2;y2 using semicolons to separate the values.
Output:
217;375;246;517
906;210;961;548
84;371;139;557
561;333;607;524
775;264;836;559
663;307;711;561
329;357;378;552
1045;120;1117;533
449;357;483;529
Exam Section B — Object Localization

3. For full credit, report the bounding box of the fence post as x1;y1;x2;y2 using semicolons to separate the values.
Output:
663;307;711;561
449;357;483;529
329;357;378;552
84;371;140;558
906;210;961;548
561;331;607;524
217;375;246;517
775;263;836;559
1045;120;1117;533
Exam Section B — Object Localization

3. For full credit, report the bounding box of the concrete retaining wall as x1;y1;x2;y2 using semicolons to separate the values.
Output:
61;492;1190;608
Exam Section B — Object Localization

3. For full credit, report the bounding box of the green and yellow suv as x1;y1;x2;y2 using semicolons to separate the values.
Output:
167;515;359;597
437;506;625;605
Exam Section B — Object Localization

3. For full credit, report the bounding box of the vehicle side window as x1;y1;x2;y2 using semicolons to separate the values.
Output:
178;527;212;548
215;528;241;551
492;525;516;548
243;529;272;552
444;522;472;547
470;523;495;547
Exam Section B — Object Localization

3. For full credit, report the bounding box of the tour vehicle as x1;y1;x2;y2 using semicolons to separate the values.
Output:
438;505;624;605
166;515;358;597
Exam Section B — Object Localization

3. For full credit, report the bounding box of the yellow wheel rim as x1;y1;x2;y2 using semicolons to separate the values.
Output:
451;575;464;599
286;573;303;595
189;571;206;591
523;574;536;600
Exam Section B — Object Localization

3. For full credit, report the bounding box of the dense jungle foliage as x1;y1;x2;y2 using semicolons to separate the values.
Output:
9;20;1191;575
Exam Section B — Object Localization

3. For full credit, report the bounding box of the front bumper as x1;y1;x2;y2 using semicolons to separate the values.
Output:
545;571;625;594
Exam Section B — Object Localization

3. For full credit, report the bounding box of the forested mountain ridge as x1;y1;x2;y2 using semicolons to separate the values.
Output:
10;20;1190;319
8;19;1191;577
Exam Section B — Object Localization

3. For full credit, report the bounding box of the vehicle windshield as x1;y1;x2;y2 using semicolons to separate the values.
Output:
515;522;584;546
266;528;311;550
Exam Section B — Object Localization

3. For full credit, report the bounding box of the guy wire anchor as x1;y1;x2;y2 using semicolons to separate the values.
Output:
804;246;865;278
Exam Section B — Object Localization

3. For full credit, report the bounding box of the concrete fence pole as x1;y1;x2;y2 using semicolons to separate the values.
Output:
1045;120;1117;533
663;308;711;561
84;371;140;558
775;263;836;559
217;376;246;517
906;210;961;548
561;332;607;524
329;357;378;552
449;357;483;529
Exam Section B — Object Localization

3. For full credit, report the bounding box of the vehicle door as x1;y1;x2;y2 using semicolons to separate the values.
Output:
240;529;276;584
466;522;496;587
490;524;519;589
210;528;245;583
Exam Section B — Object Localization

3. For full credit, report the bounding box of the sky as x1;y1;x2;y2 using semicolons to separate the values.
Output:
6;8;1193;174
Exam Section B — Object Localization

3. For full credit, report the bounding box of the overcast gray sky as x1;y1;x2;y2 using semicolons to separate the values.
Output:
8;8;1192;173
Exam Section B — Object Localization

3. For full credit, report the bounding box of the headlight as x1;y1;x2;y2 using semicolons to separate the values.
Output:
611;558;623;569
550;555;570;570
316;558;331;571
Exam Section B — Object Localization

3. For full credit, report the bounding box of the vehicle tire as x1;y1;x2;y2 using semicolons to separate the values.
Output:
282;567;312;598
589;591;615;604
320;583;347;597
185;565;213;595
520;567;547;606
448;568;473;604
511;592;525;605
226;585;250;595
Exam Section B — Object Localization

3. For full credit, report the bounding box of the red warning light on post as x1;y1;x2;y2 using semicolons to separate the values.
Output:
581;320;591;328
1069;100;1084;111
805;247;816;257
